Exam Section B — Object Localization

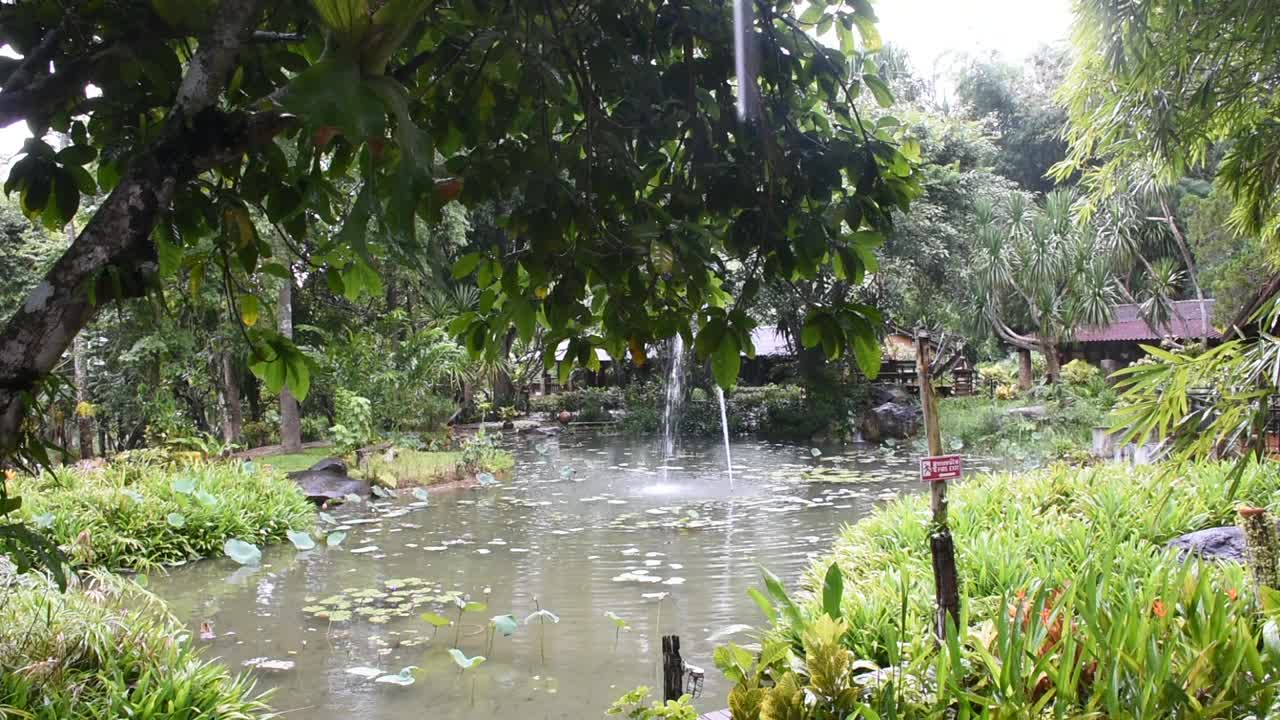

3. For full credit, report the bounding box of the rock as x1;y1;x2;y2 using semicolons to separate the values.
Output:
307;457;347;475
1004;405;1047;420
557;410;573;425
287;459;369;505
1166;526;1249;563
869;384;914;406
860;401;919;443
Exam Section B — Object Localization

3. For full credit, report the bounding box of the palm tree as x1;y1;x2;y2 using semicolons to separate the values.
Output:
973;190;1120;383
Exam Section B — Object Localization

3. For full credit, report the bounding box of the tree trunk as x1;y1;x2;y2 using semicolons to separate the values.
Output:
1040;338;1060;384
278;278;302;452
0;0;273;455
73;334;93;459
221;349;243;443
1017;348;1033;390
1159;196;1210;343
492;328;517;408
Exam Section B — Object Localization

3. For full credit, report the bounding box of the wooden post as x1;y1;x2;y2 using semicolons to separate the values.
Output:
661;635;683;702
916;329;960;641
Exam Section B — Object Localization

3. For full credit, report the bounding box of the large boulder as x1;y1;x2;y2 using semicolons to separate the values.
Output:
287;458;369;505
869;384;914;407
860;401;920;443
1166;526;1248;563
1004;405;1048;420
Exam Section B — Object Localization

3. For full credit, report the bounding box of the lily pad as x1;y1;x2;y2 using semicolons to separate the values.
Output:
194;489;218;506
166;512;187;528
371;485;393;499
476;472;497;486
224;539;261;566
412;488;430;503
421;612;451;628
326;531;347;547
345;666;383;680
287;530;316;550
525;608;560;624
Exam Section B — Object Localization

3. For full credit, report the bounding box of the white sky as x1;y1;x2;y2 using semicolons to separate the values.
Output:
878;0;1073;73
0;1;1074;162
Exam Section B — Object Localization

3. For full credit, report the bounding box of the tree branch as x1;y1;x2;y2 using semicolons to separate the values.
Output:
0;0;269;453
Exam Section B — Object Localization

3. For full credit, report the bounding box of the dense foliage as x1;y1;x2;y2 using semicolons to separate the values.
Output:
11;457;313;571
0;572;271;719
721;460;1280;717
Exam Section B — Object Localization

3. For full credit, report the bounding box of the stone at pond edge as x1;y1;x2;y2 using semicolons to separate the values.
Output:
1163;525;1275;563
287;458;370;505
860;401;920;444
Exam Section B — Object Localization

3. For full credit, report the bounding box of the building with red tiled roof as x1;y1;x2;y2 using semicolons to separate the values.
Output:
1060;300;1220;369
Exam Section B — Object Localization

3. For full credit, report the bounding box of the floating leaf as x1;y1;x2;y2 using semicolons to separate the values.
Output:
448;648;486;670
223;539;261;566
810;448;822;457
412;488;430;503
476;472;497;486
491;614;518;637
287;530;316;550
371;485;392;498
326;531;347;547
343;492;364;504
166;512;187;528
172;477;196;494
421;612;451;627
605;611;629;629
318;511;338;524
346;666;382;680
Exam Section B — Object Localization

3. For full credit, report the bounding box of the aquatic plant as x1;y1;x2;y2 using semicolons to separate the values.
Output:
11;459;313;571
452;596;488;648
605;610;630;651
487;614;519;655
0;572;272;719
525;601;560;664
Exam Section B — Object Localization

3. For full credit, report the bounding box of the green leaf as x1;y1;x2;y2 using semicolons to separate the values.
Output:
239;294;260;327
421;612;451;627
711;333;741;389
166;512;187;528
287;530;316;550
224;538;262;566
747;587;777;624
491;614;519;636
822;562;843;619
282;58;385;141
863;74;894;108
453;253;483;279
326;530;348;546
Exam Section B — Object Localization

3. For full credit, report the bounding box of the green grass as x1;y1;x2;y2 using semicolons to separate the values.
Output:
938;390;1104;462
256;446;339;473
0;572;271;719
365;448;514;487
11;458;314;572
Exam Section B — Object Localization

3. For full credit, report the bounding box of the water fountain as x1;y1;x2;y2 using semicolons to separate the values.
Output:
714;386;734;491
660;335;686;464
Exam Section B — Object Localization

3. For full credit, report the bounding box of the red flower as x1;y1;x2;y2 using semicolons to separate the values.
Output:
1152;599;1168;618
1227;588;1239;601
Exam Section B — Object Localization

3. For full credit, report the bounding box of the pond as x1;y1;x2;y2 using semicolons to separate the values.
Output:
151;434;963;719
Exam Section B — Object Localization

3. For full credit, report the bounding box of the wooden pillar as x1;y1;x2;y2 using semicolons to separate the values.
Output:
661;635;683;701
916;329;960;640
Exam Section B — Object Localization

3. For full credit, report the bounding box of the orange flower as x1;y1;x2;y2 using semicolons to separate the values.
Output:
3;469;14;482
1152;599;1168;618
1227;588;1239;601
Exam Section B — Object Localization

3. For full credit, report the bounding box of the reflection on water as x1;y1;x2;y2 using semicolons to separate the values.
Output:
150;434;930;719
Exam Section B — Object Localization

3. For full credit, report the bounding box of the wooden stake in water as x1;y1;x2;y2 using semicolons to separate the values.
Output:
916;329;960;640
662;635;684;702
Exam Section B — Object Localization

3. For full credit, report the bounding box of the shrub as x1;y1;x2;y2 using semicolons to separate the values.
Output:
0;572;272;719
458;431;513;473
240;420;278;449
300;415;329;442
1061;358;1102;387
722;460;1280;717
330;388;375;453
12;459;314;571
529;387;623;415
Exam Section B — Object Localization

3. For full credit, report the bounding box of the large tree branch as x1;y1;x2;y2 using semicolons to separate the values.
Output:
0;0;269;453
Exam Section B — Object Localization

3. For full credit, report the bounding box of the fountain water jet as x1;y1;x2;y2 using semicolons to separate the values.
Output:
660;335;686;468
715;386;735;491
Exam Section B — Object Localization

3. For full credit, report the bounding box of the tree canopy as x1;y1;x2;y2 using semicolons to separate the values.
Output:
0;0;919;464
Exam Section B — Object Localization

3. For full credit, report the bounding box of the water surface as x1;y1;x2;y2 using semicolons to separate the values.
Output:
152;434;936;719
